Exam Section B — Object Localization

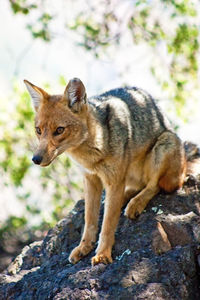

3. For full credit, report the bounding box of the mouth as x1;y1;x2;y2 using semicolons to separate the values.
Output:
33;147;66;167
33;151;57;167
40;161;52;167
39;148;65;167
40;154;57;167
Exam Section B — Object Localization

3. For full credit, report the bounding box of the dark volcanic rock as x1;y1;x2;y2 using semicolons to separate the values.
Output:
1;174;200;299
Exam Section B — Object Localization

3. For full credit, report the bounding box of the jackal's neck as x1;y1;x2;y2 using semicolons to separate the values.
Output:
66;105;106;170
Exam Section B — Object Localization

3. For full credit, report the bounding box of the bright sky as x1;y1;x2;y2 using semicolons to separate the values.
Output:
0;1;157;93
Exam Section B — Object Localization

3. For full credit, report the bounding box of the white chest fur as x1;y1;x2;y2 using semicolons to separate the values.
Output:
67;154;94;175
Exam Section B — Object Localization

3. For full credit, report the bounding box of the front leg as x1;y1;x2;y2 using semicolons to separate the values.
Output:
92;182;125;266
69;173;102;264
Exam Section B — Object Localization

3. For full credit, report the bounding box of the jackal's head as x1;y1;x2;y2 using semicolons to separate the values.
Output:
24;78;88;167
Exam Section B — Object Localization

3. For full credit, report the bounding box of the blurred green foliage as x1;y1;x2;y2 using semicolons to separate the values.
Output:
0;79;82;249
8;0;200;118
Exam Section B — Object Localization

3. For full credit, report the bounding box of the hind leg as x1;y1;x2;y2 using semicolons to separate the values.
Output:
125;131;186;219
124;181;159;219
123;187;140;206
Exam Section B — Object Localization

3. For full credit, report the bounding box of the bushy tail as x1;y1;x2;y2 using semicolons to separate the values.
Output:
184;142;200;176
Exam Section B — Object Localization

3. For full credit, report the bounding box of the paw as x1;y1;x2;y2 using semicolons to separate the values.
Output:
91;253;113;266
68;246;84;264
124;200;144;219
69;243;92;264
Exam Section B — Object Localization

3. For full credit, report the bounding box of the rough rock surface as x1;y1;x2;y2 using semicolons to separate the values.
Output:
1;168;200;298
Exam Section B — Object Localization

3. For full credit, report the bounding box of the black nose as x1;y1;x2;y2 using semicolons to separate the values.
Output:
32;155;43;165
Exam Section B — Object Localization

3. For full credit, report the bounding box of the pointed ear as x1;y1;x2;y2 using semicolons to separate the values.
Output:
64;78;87;113
24;80;49;111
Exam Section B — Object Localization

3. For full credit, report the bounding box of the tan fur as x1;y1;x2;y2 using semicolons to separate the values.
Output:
24;78;187;265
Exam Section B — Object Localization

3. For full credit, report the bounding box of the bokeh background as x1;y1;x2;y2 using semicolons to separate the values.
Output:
0;0;200;271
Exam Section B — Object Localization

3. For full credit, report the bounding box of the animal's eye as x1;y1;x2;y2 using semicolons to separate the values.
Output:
54;127;65;136
35;127;41;135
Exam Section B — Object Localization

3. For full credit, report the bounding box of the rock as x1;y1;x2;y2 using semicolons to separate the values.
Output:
1;173;200;299
152;222;171;255
159;213;196;247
